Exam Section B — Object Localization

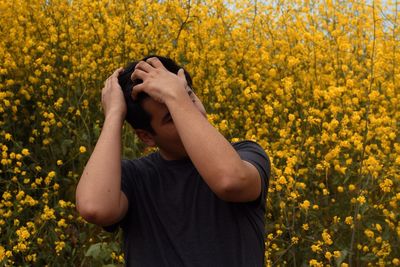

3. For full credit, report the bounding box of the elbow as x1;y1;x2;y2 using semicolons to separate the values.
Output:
214;166;260;203
215;171;247;202
76;201;101;224
216;182;243;202
76;201;117;226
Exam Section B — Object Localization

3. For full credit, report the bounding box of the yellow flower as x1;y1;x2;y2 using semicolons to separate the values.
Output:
41;205;56;220
357;195;366;205
4;133;12;140
57;219;67;228
277;176;287;185
364;229;374;239
311;241;323;253
35;178;42;185
309;259;323;267
333;216;341;224
333;251;341;258
55;241;65;254
48;171;56;178
345;216;353;225
0;245;5;261
322;230;333;245
5;250;12;258
21;148;30;156
79;146;87;153
58;200;68;208
118;254;124;263
16;190;25;200
2;191;12;200
25;253;37;262
379;178;393;193
322;188;329;196
16;227;30;240
82;99;89;108
325;251;332;260
300;200;310;210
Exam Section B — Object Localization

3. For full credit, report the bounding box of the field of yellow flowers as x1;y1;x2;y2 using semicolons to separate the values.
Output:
1;0;399;266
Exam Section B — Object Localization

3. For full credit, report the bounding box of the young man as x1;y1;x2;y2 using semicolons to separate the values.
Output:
76;56;270;266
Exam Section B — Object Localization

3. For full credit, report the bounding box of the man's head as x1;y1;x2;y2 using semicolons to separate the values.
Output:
118;55;193;134
118;55;206;158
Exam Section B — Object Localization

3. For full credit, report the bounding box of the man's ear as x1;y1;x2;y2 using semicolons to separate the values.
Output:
135;129;156;147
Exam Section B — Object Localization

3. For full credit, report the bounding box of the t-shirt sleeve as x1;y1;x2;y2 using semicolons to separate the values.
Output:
103;159;136;232
234;141;271;207
120;159;136;206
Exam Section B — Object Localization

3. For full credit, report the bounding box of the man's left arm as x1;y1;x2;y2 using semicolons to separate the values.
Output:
131;57;264;202
166;91;262;202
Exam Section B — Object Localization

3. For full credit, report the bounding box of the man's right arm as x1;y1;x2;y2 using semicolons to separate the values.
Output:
75;68;128;226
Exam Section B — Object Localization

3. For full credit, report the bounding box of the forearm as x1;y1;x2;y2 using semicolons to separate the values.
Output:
166;96;245;193
76;113;124;223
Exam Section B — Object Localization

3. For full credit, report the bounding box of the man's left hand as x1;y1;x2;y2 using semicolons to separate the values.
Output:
130;57;188;104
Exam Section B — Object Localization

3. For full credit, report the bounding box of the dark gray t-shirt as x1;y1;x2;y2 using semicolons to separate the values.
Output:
106;141;270;267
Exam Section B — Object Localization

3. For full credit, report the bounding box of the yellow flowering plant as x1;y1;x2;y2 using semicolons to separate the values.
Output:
0;0;399;265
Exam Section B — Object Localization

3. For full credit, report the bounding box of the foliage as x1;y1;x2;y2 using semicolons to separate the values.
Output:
0;0;399;265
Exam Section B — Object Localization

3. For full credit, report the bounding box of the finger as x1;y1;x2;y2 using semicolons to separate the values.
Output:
177;68;186;79
104;67;123;88
146;57;166;69
131;69;148;82
112;67;124;77
104;76;111;89
135;61;154;73
178;69;191;92
131;83;145;100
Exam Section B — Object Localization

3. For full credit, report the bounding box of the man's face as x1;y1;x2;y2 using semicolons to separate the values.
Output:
140;92;207;158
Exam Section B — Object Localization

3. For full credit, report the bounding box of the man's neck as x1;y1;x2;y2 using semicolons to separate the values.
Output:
159;148;188;161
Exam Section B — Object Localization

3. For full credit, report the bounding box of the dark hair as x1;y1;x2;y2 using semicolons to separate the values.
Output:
118;55;193;133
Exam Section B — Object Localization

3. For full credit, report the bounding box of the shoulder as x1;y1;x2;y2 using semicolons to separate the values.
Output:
232;140;269;158
121;152;162;176
122;152;160;168
232;140;264;150
232;140;271;179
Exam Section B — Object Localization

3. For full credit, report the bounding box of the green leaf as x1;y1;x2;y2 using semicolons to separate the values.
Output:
85;242;110;261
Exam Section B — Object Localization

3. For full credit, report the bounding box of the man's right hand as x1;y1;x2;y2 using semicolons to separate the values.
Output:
101;67;126;121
